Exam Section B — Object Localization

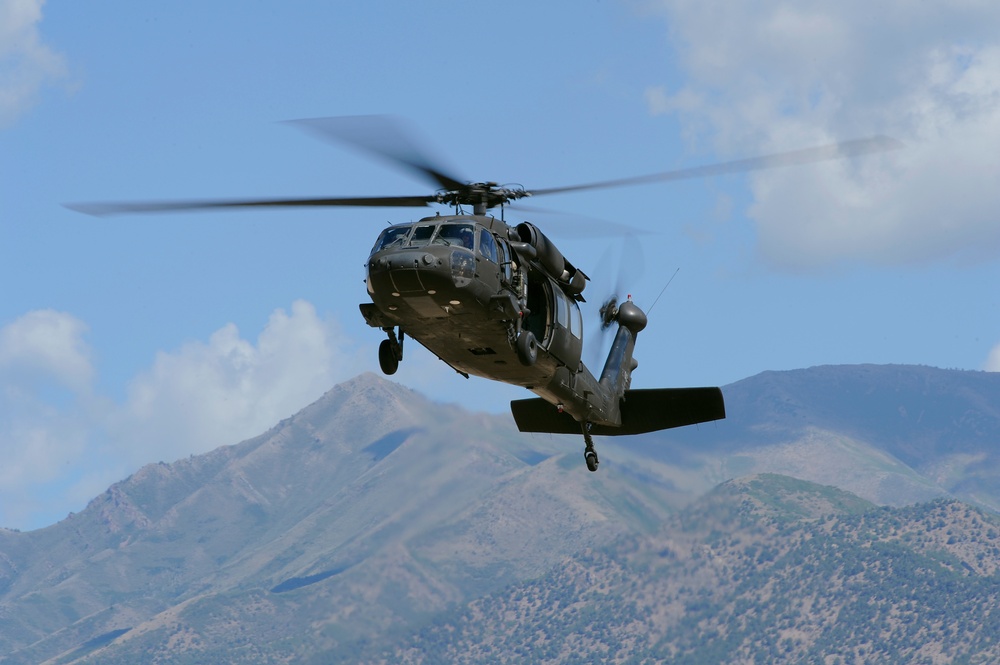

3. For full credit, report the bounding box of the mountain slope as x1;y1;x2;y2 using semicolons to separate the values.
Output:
374;474;1000;664
2;365;1000;662
0;374;687;664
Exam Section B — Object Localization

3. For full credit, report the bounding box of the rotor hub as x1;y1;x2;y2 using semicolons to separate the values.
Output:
437;183;530;212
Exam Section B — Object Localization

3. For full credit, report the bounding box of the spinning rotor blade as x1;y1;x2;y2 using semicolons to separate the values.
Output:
65;194;437;217
506;203;653;238
527;135;903;199
66;117;902;219
599;295;619;331
286;115;468;192
593;233;644;342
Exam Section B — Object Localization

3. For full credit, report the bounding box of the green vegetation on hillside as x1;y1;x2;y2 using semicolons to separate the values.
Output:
365;479;1000;665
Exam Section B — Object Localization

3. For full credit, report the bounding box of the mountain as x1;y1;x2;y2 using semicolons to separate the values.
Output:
634;364;1000;508
0;373;688;664
1;364;999;662
373;474;1000;664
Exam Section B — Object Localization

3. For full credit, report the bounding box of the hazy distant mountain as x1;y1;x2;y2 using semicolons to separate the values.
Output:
1;365;998;663
374;474;1000;664
635;364;1000;508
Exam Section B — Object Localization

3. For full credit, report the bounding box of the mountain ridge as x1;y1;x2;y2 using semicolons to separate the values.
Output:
371;474;1000;665
0;372;686;663
635;363;1000;508
2;364;1000;663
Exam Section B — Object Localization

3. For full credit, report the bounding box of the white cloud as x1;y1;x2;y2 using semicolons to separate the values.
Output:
111;300;365;466
987;343;1000;372
0;309;93;391
0;301;367;530
643;1;1000;270
0;310;95;526
0;0;67;127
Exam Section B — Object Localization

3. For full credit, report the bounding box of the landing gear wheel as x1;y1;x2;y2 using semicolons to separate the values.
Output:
585;450;599;472
378;339;399;375
516;331;538;366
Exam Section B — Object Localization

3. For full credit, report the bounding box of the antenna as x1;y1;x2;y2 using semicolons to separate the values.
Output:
647;268;680;318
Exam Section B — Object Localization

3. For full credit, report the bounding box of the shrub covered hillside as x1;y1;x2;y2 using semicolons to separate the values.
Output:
370;474;1000;665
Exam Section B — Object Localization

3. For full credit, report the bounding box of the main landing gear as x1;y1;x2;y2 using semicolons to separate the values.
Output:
516;330;538;366
379;328;404;375
582;422;599;472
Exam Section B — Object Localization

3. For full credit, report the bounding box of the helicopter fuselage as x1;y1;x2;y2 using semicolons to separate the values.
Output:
358;211;724;472
360;213;622;425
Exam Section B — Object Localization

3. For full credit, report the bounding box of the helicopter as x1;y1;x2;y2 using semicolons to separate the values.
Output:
68;116;901;472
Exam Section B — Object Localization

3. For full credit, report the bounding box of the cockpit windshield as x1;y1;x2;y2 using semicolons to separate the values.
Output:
407;224;435;247
436;223;476;250
371;226;410;255
371;221;480;254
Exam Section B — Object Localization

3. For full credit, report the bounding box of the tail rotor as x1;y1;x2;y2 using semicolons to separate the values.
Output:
599;295;620;330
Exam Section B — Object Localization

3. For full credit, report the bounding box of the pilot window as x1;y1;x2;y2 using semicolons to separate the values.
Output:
437;223;476;250
408;224;435;247
372;226;409;254
478;229;498;262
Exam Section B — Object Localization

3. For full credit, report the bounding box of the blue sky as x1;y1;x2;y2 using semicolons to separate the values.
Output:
2;0;1000;530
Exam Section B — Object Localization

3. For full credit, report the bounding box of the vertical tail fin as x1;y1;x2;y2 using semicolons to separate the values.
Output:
597;298;648;425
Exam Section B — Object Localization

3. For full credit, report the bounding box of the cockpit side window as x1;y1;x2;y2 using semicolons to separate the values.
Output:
436;223;476;250
478;229;498;262
371;226;410;255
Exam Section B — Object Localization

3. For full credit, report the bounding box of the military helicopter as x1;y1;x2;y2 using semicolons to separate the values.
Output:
68;116;901;471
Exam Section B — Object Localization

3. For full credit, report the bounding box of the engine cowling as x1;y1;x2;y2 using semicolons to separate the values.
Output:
515;222;587;297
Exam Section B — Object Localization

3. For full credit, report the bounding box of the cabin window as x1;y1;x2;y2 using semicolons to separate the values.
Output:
553;291;582;339
436;223;476;250
555;291;570;330
478;229;498;262
371;226;410;255
497;238;513;283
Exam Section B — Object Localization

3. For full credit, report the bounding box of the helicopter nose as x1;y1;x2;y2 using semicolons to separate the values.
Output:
368;247;456;296
372;250;442;271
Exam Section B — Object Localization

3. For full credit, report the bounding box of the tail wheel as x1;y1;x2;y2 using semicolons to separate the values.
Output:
516;331;538;366
378;339;399;375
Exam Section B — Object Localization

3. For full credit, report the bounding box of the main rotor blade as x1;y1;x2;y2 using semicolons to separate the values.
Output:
527;135;903;198
507;202;653;238
285;115;468;193
65;194;436;217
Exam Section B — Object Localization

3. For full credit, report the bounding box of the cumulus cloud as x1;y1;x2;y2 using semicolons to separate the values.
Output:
111;300;366;466
0;309;93;392
0;301;366;530
0;0;67;127
0;310;95;526
643;1;1000;270
987;343;1000;372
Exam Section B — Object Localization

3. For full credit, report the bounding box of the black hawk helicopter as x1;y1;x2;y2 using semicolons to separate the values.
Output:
68;116;901;472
